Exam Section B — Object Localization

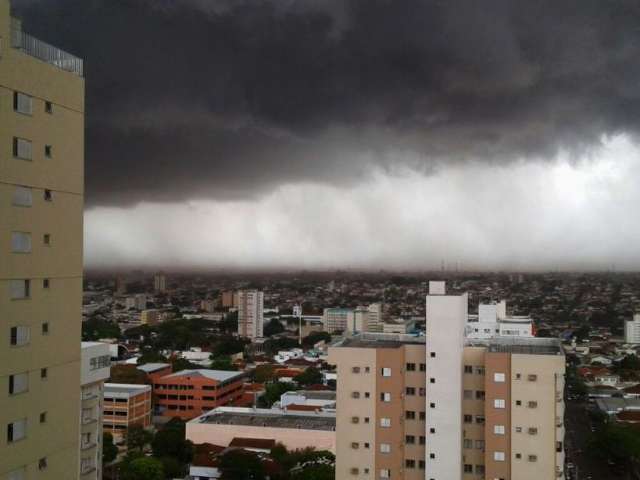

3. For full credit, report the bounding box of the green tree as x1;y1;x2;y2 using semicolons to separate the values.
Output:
159;456;184;478
102;432;118;464
219;450;266;480
294;367;322;386
125;424;153;452
82;317;121;341
259;382;297;408
588;422;640;471
151;418;194;465
209;356;238;371
264;318;285;337
290;464;334;480
302;331;331;348
213;336;249;356
253;364;277;383
121;457;164;480
219;311;238;333
110;365;148;385
137;350;167;365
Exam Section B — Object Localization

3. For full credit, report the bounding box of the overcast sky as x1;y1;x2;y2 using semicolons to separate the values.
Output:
14;0;640;270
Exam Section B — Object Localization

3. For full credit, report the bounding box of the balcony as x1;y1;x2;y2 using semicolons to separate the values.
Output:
81;442;97;451
10;18;83;77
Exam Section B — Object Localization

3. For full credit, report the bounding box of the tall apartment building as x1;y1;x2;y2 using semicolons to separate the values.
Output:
1;2;85;479
80;343;111;480
323;307;354;333
625;313;640;344
237;290;264;339
153;273;166;293
329;282;565;480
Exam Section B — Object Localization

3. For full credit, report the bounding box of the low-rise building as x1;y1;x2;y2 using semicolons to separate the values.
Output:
140;309;161;325
103;384;152;443
154;370;245;420
625;314;640;344
186;407;336;453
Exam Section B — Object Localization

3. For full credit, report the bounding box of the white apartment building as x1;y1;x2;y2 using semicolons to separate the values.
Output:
323;307;354;333
625;314;640;344
237;290;264;339
153;273;166;293
80;342;111;480
125;294;147;311
465;300;533;339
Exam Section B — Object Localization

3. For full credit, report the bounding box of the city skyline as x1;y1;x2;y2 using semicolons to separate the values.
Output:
13;0;640;270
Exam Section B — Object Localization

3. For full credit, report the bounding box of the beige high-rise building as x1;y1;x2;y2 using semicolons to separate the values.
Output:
329;282;565;480
153;273;166;293
237;290;264;339
0;2;85;478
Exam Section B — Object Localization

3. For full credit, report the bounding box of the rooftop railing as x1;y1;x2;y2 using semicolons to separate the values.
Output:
10;18;83;77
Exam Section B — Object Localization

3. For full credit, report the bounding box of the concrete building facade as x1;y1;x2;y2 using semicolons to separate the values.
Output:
1;2;85;478
153;369;245;420
237;290;264;339
80;343;111;480
329;282;566;480
625;314;640;344
103;384;152;443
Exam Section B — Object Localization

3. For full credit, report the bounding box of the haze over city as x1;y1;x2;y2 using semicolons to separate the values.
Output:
13;0;640;270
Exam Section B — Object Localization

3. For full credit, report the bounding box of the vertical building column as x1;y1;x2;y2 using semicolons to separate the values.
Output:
425;282;467;480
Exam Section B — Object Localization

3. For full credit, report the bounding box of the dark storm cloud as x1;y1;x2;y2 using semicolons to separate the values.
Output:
12;0;640;206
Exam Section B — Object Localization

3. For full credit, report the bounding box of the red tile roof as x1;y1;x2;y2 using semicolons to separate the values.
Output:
229;437;276;450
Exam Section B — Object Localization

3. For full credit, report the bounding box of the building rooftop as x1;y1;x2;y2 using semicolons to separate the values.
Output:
104;383;151;396
136;363;171;373
284;390;337;401
467;337;564;356
194;407;336;431
333;332;425;349
163;369;244;383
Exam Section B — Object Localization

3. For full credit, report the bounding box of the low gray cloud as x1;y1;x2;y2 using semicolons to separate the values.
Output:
12;0;640;207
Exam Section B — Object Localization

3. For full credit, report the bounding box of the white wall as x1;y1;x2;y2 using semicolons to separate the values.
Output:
425;285;467;480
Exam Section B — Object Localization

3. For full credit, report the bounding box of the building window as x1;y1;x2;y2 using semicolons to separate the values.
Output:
515;453;522;459
419;387;426;396
13;92;33;114
364;417;369;423
13;138;32;160
406;435;415;444
43;279;50;289
494;451;505;462
406;387;416;395
10;326;30;346
430;352;436;358
464;439;473;449
380;392;391;402
6;467;26;480
364;367;370;373
494;399;506;409
42;323;49;335
351;391;360;399
419;363;426;371
464;365;473;374
419;411;425;420
351;416;359;424
475;366;485;375
516;400;522;406
7;419;27;443
351;367;360;373
11;232;31;253
381;367;391;377
9;280;30;299
463;389;472;399
493;372;506;382
12;186;33;207
430;378;435;384
349;467;359;474
494;424;505;435
45;101;53;114
406;363;416;371
39;412;47;423
420;436;426;444
528;427;538;435
528;401;538;408
351;442;359;449
8;373;28;395
429;453;435;459
380;443;391;453
515;426;522;433
464;414;473;423
476;390;485;400
364;392;370;398
38;458;47;470
406;459;416;468
418;461;425;470
475;440;485;450
475;465;485;475
515;373;522;380
528;455;538;462
429;402;435;408
43;234;51;245
44;145;52;158
380;469;391;479
464;464;473;473
475;415;485;424
41;368;48;379
364;443;370;448
380;417;391;427
405;411;416;420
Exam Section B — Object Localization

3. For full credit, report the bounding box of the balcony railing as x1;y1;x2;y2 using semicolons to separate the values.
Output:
10;18;83;77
